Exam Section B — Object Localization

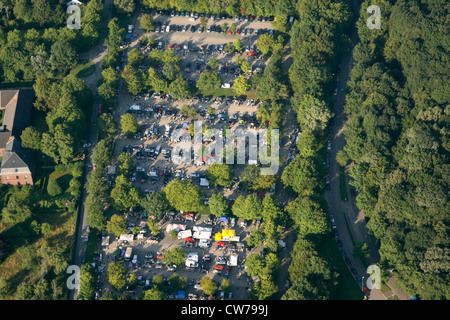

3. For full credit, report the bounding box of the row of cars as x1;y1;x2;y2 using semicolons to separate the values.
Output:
153;8;277;23
155;20;272;37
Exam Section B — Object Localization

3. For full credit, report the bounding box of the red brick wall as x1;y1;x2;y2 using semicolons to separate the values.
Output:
1;174;34;186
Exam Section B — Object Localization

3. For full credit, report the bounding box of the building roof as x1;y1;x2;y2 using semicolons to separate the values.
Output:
0;88;35;148
0;137;33;174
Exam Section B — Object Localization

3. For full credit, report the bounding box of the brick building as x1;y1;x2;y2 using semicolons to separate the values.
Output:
0;88;35;186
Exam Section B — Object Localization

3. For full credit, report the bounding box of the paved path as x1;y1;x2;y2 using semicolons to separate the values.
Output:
323;0;384;300
68;0;114;300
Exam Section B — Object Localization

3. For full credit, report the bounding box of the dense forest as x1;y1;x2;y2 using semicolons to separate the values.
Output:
281;0;352;300
0;0;104;84
341;0;449;299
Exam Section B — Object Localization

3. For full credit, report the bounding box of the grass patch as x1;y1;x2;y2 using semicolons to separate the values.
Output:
381;283;391;294
339;166;348;201
342;212;356;247
197;87;236;98
85;228;100;264
71;61;96;78
318;236;364;300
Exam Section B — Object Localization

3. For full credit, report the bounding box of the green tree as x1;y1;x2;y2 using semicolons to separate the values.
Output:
208;58;219;71
233;38;244;52
140;14;155;32
162;248;187;266
143;287;166;300
127;48;144;66
20;127;42;151
257;34;276;56
245;254;264;277
206;163;233;187
92;139;113;170
107;262;127;291
79;264;96;300
164;179;204;213
120;113;139;138
106;214;128;237
49;41;77;75
233;75;250;95
196;71;221;92
2;199;32;226
141;191;170;218
113;0;135;13
121;65;144;96
209;193;229;218
47;178;63;197
168;76;191;99
200;276;217;297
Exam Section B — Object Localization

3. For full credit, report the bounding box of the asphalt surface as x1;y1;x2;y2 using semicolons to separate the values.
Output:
324;0;385;300
68;0;114;300
68;1;388;301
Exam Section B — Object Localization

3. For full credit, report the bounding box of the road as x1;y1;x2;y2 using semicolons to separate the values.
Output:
324;0;385;300
68;0;115;300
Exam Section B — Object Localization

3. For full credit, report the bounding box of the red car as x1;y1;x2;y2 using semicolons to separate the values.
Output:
185;237;195;243
363;286;370;295
236;29;241;35
228;28;232;34
213;265;224;270
224;266;230;276
216;241;225;247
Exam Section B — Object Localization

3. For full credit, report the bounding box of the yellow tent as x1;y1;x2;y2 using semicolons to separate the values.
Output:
222;229;235;237
215;233;222;241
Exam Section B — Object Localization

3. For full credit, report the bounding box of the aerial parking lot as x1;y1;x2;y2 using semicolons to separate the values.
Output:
93;9;288;300
98;211;265;300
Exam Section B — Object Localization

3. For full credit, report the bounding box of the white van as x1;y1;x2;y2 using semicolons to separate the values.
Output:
132;255;138;264
155;145;161;155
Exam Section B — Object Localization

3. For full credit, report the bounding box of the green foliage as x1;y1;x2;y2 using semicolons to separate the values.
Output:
208;193;228;218
143;287;166;300
164;179;204;212
141;191;170;218
110;174;141;211
206;163;233;187
180;105;197;118
233;75;250;95
108;262;127;291
162;248;187;266
92;139;113;170
200;276;217;296
121;65;144;96
106;214;128;237
196;71;221;92
79;264;96;300
47;178;63;197
1;198;32;227
140;14;155;32
120;113;139;137
343;0;450;300
232;194;262;220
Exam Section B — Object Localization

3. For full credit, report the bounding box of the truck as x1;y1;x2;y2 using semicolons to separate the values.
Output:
227;254;238;266
164;124;172;137
125;247;133;261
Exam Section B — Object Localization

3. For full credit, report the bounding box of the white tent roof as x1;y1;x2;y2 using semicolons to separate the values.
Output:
192;226;212;240
119;234;134;242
